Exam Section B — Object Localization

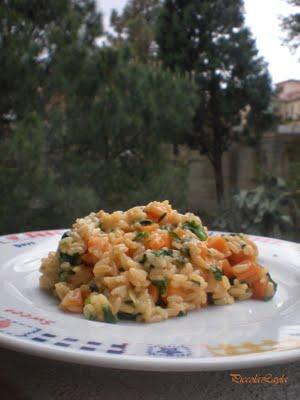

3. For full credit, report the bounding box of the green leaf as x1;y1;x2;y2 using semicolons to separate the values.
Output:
182;221;207;241
151;277;168;296
153;249;173;257
117;312;141;321
139;220;153;226
84;297;91;305
59;252;80;266
168;231;181;241
158;212;167;222
177;311;187;317
102;304;118;324
211;265;223;281
134;231;150;241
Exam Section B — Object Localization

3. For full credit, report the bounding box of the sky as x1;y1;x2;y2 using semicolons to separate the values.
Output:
96;0;300;84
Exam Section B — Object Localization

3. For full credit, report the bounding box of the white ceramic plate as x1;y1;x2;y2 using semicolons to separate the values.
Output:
0;230;299;371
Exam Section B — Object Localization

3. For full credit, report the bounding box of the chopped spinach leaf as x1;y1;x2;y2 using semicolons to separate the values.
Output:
207;293;214;305
177;311;187;317
211;265;224;281
181;246;190;257
89;282;99;292
102;304;118;324
156;297;167;308
174;255;188;268
265;273;278;300
229;277;236;286
86;312;97;321
134;231;150;241
153;249;173;257
151;277;168;296
139;220;153;226
61;231;70;239
117;312;141;321
168;231;181;242
124;300;134;305
58;271;68;282
59;252;80;266
182;221;207;241
140;253;147;263
158;212;167;223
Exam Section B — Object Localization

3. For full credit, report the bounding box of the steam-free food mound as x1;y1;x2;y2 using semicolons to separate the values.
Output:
40;201;277;323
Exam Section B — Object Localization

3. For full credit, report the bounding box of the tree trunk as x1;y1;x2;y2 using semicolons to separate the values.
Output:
213;153;225;209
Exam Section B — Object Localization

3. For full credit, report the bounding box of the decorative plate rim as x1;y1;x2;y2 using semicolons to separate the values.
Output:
0;229;299;371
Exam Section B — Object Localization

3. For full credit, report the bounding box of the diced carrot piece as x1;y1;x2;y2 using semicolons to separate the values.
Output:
198;244;208;258
80;286;91;301
173;227;186;239
126;247;136;258
162;285;186;304
220;259;235;278
87;236;110;253
251;278;268;300
60;288;83;313
207;236;230;254
82;252;98;265
146;210;161;222
148;284;159;303
147;231;172;250
228;251;255;265
235;262;261;281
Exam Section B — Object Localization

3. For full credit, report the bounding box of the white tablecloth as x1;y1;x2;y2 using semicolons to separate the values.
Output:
1;347;299;400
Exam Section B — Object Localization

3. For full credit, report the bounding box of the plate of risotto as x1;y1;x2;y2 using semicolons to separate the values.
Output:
0;201;299;371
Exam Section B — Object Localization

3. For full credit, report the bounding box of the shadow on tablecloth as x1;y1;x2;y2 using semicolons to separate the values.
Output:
0;347;299;400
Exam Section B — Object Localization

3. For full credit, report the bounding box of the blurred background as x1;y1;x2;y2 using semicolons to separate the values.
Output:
0;0;299;241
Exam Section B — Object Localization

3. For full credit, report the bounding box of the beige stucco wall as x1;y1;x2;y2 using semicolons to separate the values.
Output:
176;133;300;214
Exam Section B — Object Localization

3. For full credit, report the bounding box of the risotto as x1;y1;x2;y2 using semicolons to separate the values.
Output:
39;201;277;323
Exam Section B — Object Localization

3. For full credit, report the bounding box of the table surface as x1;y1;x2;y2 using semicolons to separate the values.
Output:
0;347;299;400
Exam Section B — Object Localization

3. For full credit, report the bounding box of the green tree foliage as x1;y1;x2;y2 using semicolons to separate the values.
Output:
0;0;197;234
109;0;161;62
156;0;274;207
214;176;300;241
282;0;300;52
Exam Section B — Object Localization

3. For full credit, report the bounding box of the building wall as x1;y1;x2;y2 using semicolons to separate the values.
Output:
181;133;299;214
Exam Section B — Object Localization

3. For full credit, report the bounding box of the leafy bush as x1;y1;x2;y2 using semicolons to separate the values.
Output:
214;176;300;241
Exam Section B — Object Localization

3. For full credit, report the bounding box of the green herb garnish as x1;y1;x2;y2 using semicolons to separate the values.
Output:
61;231;70;239
102;304;118;324
181;246;190;257
134;231;150;241
182;221;207;241
59;252;80;266
158;212;167;223
139;220;153;226
168;231;181;242
124;300;134;305
58;271;68;282
84;297;91;305
265;273;278;301
207;293;214;305
153;249;173;257
229;277;236;286
211;265;224;281
117;312;141;321
177;311;187;317
86;312;97;321
151;277;168;296
89;282;99;292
